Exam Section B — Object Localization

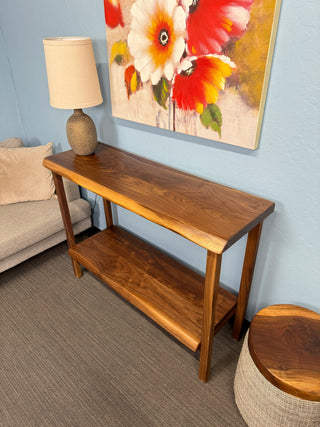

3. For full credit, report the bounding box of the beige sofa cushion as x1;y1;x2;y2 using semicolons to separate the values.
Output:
0;216;92;273
0;198;91;261
0;142;55;205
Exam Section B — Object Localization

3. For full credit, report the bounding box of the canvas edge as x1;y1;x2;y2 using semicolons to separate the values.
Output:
253;0;283;149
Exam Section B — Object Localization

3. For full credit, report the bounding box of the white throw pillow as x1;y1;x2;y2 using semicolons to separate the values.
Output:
0;143;55;205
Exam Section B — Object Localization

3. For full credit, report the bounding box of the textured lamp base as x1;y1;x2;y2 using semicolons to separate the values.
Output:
66;109;97;156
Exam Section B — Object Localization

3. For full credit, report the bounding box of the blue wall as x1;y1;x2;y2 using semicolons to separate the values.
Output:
1;0;319;319
0;24;24;139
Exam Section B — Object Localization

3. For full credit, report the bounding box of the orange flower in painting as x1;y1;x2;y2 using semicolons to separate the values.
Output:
104;0;124;28
171;55;234;114
128;0;186;85
181;0;254;55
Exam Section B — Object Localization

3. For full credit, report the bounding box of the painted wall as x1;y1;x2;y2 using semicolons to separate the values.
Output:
0;23;24;139
0;0;319;319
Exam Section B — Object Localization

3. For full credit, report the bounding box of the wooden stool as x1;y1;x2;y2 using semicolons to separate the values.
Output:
234;304;320;426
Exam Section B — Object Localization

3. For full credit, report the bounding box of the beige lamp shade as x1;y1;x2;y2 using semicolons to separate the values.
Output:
43;37;103;109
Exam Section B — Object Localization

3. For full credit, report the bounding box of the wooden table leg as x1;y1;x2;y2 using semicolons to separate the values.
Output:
103;198;113;228
232;222;263;340
53;173;82;278
199;251;222;382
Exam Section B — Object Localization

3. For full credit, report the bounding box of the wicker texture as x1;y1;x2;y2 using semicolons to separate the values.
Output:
234;332;320;426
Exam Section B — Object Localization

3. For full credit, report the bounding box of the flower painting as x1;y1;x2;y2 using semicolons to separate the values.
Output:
104;0;281;149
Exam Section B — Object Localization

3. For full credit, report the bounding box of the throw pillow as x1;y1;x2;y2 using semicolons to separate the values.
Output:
0;137;24;148
0;142;55;205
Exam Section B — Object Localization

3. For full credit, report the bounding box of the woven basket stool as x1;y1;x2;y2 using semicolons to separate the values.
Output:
234;304;320;426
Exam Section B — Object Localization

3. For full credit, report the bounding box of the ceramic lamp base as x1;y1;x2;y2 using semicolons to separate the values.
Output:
66;109;97;156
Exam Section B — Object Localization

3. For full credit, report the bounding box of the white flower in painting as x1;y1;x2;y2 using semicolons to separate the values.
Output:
128;0;186;85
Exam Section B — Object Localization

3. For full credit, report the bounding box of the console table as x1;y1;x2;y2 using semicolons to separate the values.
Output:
43;143;275;382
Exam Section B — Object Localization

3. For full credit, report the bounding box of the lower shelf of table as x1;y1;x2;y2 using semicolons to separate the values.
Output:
69;226;237;352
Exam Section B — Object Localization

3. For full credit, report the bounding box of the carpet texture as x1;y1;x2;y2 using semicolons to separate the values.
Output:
0;238;246;426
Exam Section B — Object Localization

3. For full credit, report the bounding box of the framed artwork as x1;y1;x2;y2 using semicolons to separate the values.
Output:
104;0;281;149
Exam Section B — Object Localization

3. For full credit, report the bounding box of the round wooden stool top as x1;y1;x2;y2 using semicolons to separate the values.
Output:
248;304;320;402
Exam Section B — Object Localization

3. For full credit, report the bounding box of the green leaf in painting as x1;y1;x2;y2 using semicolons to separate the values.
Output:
200;104;222;137
111;40;131;65
152;77;170;109
200;108;212;128
114;55;123;65
210;121;221;135
208;104;222;126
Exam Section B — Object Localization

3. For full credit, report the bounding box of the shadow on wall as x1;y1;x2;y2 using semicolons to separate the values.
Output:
96;61;118;147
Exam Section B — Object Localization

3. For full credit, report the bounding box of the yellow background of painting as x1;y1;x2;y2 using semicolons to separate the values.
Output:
229;0;278;109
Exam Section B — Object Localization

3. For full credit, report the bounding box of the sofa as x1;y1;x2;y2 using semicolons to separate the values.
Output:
0;137;92;273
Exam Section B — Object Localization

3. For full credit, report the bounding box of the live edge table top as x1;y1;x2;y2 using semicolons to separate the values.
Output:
44;143;275;254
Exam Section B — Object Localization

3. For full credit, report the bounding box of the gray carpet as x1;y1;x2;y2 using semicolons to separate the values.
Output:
0;237;246;426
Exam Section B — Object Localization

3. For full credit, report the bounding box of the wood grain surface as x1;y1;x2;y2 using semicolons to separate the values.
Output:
68;226;237;352
53;173;82;278
44;143;275;254
103;198;113;228
248;304;320;401
232;223;262;340
199;251;222;381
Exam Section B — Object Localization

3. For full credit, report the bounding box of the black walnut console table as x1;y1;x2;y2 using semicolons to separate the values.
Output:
44;143;275;382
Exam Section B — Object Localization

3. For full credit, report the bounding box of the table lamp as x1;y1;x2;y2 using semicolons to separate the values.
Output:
43;37;103;155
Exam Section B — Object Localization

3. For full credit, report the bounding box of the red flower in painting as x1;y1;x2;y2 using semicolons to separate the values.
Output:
172;55;234;114
182;0;254;55
104;0;124;28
